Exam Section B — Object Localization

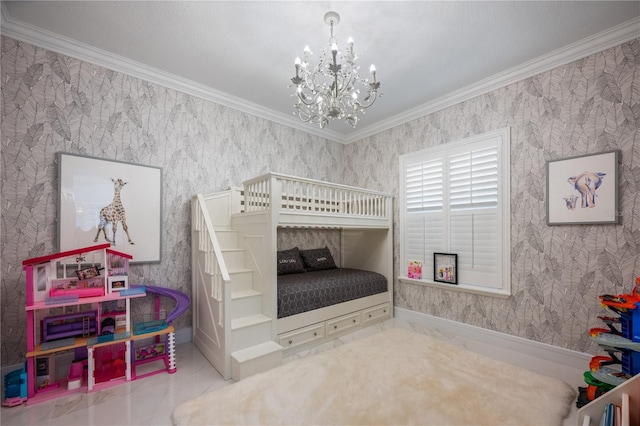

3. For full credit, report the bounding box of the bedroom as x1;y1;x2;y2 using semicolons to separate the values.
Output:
1;1;640;425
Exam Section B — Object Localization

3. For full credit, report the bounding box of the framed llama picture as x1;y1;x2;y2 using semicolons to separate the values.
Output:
58;152;162;263
546;151;619;225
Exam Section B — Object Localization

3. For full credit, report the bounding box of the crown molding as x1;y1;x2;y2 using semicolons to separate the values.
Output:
343;16;640;144
1;4;638;146
0;3;345;144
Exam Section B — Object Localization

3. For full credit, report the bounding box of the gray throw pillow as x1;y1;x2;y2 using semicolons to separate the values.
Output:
277;248;306;275
300;247;337;271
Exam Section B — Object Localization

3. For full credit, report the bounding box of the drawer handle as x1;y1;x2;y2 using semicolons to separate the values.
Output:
289;340;293;345
384;310;387;313
369;314;372;318
334;325;338;329
353;319;356;323
313;332;317;336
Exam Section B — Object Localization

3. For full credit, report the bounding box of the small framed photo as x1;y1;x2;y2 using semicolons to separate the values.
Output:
108;276;128;292
434;253;457;285
407;260;423;279
76;266;101;280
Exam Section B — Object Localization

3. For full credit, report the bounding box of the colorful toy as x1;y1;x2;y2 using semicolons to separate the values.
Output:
21;244;189;406
2;364;27;407
577;278;640;408
130;284;190;379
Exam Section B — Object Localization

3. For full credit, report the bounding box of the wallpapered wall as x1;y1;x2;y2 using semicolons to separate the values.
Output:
2;35;639;366
0;37;345;366
343;39;640;353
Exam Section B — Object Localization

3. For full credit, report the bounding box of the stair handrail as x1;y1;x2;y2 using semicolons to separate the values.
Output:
195;194;231;294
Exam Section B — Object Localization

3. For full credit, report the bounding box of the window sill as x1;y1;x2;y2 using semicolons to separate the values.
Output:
398;276;511;299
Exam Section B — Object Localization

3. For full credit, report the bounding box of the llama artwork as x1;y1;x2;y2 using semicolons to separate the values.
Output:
94;178;135;246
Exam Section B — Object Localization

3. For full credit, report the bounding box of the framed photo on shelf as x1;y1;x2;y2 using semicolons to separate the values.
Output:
433;253;457;285
58;152;163;263
407;260;423;279
546;150;619;225
108;276;128;292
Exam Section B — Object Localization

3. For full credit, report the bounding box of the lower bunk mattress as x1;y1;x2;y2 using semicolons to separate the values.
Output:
277;268;388;319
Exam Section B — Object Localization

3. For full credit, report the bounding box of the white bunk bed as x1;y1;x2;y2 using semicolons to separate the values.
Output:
192;173;393;380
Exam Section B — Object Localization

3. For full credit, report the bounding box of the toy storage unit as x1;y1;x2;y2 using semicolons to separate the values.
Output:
22;244;177;405
577;287;640;424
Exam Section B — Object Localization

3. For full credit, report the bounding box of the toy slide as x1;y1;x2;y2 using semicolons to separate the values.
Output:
590;329;640;351
131;285;190;324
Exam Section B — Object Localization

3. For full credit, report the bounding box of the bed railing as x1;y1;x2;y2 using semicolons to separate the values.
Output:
242;173;390;220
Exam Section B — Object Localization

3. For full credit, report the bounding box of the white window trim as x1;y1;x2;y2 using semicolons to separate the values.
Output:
399;128;511;298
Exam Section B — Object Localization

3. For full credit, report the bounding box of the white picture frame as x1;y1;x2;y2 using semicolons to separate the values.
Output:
108;276;129;293
546;151;619;225
58;152;162;263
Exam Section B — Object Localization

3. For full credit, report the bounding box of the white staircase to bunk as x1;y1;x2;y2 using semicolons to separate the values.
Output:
191;190;282;381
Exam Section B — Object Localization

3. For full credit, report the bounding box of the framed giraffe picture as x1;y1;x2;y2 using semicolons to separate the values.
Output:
58;152;162;263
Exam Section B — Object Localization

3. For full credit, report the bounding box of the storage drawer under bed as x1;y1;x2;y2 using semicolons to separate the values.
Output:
326;311;361;338
279;323;325;350
362;303;391;326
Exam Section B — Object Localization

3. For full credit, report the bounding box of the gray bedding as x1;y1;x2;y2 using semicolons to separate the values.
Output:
277;268;387;318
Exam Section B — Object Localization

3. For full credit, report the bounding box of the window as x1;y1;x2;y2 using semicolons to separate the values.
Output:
399;128;511;297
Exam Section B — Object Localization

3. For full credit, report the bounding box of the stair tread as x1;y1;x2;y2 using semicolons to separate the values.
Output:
228;267;252;275
222;248;244;253
232;289;261;299
231;314;272;330
231;341;283;363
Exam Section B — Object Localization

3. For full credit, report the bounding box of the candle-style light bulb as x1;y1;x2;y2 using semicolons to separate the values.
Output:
303;45;311;62
294;57;301;77
347;37;354;54
370;64;377;83
331;43;338;53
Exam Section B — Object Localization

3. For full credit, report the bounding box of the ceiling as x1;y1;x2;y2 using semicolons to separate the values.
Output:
2;1;639;143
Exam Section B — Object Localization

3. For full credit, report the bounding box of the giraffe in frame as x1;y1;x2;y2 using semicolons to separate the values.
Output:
94;178;135;246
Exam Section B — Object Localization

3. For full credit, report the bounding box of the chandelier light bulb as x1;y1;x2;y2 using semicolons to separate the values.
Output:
289;11;381;129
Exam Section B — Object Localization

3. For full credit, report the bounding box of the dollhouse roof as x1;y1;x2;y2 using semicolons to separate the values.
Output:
22;243;133;266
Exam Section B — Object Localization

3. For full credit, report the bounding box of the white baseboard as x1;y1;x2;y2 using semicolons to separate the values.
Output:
394;307;591;369
175;326;192;345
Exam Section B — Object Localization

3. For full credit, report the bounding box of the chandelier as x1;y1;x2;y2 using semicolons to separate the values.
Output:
290;11;381;129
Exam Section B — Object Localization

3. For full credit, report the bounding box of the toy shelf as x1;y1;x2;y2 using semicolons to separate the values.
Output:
25;378;87;406
130;325;175;341
577;373;639;425
26;291;145;311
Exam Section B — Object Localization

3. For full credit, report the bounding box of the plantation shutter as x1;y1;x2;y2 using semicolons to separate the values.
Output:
449;142;500;287
403;153;445;280
400;129;509;295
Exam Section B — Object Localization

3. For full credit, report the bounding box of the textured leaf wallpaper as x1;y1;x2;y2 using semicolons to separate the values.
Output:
0;37;344;366
1;35;639;367
343;39;640;354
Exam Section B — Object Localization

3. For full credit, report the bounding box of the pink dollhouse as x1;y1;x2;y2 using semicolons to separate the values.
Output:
21;244;178;405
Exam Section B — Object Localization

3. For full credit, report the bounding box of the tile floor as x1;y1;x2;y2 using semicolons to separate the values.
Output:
1;317;584;425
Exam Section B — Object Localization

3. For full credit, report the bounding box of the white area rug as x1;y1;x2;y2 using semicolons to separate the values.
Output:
172;328;576;425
